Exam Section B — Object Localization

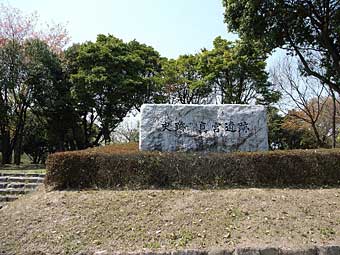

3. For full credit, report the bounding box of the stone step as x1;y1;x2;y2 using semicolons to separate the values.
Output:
0;182;42;189
0;195;18;202
0;176;44;183
6;182;41;189
0;172;45;178
0;182;7;189
0;188;30;195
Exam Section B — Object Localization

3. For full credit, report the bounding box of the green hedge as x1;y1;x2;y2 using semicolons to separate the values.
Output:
45;146;340;189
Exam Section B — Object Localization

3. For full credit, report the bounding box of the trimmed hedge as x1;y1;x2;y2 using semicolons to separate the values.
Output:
45;143;340;189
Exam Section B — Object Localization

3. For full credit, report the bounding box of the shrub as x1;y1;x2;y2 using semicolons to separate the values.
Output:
45;143;340;189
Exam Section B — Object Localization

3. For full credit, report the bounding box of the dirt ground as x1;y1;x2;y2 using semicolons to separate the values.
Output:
0;187;340;254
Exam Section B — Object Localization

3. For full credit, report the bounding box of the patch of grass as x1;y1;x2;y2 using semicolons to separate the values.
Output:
1;188;340;254
176;230;194;247
0;163;45;171
143;241;161;249
319;227;336;237
0;169;46;174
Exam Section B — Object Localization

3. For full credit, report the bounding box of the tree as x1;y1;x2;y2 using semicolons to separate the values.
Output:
112;120;139;143
267;106;286;150
272;57;329;147
127;40;164;106
0;39;24;164
0;39;66;164
22;112;48;164
282;112;325;149
68;34;163;146
0;4;69;164
200;37;280;105
161;55;211;104
267;106;321;150
312;95;340;147
223;0;340;94
0;3;69;52
29;40;76;152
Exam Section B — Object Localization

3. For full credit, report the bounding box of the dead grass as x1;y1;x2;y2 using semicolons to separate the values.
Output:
85;142;139;154
0;188;340;254
0;164;45;171
0;169;46;174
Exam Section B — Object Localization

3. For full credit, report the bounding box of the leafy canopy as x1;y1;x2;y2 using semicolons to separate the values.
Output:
200;36;280;104
161;54;211;104
223;0;340;93
68;34;162;144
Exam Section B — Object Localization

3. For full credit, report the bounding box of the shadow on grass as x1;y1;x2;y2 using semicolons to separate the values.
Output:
46;182;340;192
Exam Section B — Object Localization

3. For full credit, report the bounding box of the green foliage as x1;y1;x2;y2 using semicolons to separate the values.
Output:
223;0;340;93
281;125;319;150
267;107;320;150
1;33;165;160
267;107;285;150
161;54;211;104
67;34;163;145
22;112;48;164
200;37;280;104
0;39;63;163
28;39;76;152
160;37;280;105
46;144;340;190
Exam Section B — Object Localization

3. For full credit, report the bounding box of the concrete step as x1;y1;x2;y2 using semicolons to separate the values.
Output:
0;195;18;202
0;173;45;178
0;182;8;189
0;176;44;183
6;182;40;189
0;188;30;195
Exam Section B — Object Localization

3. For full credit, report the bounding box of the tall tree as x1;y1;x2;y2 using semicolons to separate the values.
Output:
223;0;340;94
21;111;48;164
127;40;164;106
272;57;329;147
200;37;280;105
267;106;286;150
0;39;66;164
0;4;69;164
29;40;75;152
0;39;25;164
161;55;211;104
0;4;69;52
68;34;163;146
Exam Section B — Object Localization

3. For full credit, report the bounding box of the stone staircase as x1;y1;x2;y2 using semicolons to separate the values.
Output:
0;172;45;207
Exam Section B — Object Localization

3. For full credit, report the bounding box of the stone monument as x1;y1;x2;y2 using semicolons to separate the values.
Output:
139;104;268;152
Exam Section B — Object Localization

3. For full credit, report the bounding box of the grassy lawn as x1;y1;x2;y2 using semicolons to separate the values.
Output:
0;188;339;254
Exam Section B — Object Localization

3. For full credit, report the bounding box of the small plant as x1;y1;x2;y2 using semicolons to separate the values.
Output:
169;230;194;247
143;241;161;249
319;227;336;237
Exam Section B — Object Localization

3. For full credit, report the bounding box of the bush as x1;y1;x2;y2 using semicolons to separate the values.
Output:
45;143;340;189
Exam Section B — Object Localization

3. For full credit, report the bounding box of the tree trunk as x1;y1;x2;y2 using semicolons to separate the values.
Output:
13;111;27;165
330;88;337;148
58;136;65;152
33;154;38;164
13;134;22;165
1;130;12;164
311;121;324;148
